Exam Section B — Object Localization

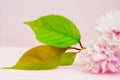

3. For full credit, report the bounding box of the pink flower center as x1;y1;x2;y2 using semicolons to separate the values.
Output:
115;32;120;36
112;30;120;37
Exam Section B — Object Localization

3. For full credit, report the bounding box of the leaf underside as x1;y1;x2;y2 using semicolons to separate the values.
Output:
25;15;81;48
8;45;67;70
60;52;77;66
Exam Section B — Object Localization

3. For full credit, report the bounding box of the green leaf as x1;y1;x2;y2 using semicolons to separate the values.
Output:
24;15;81;48
7;45;67;70
60;52;77;66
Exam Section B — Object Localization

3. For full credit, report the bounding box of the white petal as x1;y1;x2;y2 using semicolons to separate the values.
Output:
107;63;118;72
101;61;107;73
92;52;106;61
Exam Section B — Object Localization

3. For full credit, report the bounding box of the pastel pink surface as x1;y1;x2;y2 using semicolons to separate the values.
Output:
0;0;120;46
0;47;120;80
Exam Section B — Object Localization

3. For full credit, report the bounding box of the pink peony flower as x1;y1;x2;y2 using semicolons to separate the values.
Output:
81;42;120;73
80;10;120;73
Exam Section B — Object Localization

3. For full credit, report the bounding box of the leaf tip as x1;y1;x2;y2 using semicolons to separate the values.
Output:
1;67;12;69
24;21;30;25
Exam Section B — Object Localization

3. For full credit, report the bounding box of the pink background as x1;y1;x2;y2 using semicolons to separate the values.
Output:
0;0;120;47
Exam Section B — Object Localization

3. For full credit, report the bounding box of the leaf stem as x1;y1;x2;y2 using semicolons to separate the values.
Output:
68;47;81;53
79;41;83;49
68;47;81;50
68;41;86;53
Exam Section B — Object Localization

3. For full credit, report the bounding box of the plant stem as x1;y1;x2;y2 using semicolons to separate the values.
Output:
68;47;81;53
68;41;85;53
79;41;83;48
68;47;81;50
